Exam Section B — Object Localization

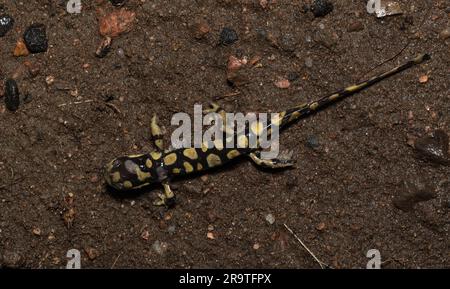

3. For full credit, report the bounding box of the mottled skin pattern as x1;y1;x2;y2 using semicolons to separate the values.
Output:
104;54;430;206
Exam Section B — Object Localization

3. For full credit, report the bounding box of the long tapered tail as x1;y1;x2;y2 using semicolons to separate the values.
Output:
277;53;431;128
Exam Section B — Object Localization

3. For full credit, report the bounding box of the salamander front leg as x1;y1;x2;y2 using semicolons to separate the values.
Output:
151;115;165;151
203;102;222;114
153;181;176;207
249;150;294;169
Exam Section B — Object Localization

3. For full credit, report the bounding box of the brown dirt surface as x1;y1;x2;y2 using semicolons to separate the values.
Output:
0;0;449;268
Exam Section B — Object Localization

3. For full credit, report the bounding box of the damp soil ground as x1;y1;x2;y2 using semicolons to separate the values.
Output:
0;0;449;268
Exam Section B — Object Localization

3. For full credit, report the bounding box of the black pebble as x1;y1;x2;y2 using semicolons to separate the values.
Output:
110;0;127;6
220;27;238;45
23;23;48;53
310;0;334;17
0;14;14;37
4;79;20;112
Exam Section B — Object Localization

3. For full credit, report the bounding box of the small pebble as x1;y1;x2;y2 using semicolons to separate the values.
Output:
99;9;136;38
419;75;428;83
219;27;238;45
275;78;290;89
375;1;403;18
63;208;76;227
207;232;215;239
32;228;41;236
141;230;150;240
414;129;449;165
265;213;275;225
23;23;48;53
227;55;246;72
347;20;364;32
4;79;20;112
0;14;14;37
152;240;168;255
316;222;326;231
253;243;260;250
167;225;176;234
439;28;450;40
304;57;313;68
95;36;112;58
310;0;334;17
192;19;210;39
84;247;99;260
13;39;29;57
46;75;55;86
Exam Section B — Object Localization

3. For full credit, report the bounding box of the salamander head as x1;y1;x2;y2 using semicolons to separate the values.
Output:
104;154;161;190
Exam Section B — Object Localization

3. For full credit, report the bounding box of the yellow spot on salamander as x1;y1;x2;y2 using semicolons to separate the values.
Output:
128;154;144;158
329;93;340;101
345;83;365;92
237;135;248;148
145;159;153;168
136;168;151;182
289;111;300;122
201;142;209;152
123;181;133;189
250;121;264;136
271;113;282;126
112;172;121;183
150;151;162;160
155;139;164;150
206;154;222;167
183;148;198;160
163;153;177;166
227;150;241;159
183;162;194;173
172;168;181;174
197;163;203;171
214;139;224;150
309;102;319;110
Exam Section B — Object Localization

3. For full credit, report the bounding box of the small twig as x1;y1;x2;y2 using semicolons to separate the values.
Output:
284;223;329;269
111;253;122;269
58;99;94;107
105;102;122;114
214;91;241;100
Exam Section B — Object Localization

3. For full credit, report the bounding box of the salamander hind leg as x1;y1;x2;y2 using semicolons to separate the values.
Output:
153;181;176;207
249;150;294;169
